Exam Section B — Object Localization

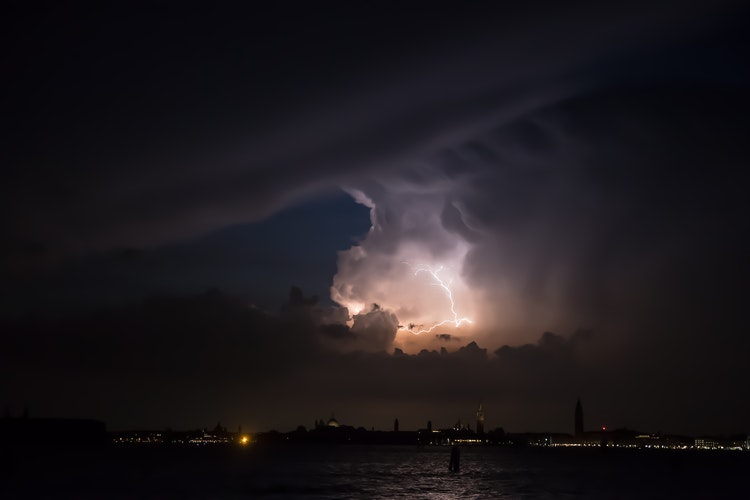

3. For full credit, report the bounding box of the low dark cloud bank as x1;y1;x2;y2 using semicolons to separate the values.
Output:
2;288;747;435
2;2;750;433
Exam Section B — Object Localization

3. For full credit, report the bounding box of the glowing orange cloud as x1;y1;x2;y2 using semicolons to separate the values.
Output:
399;263;473;335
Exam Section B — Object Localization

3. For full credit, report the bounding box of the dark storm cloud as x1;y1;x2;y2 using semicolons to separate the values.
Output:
349;306;399;352
3;2;750;435
3;1;743;264
455;86;750;343
435;334;459;342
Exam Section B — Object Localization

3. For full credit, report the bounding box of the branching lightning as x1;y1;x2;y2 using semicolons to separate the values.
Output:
400;263;473;335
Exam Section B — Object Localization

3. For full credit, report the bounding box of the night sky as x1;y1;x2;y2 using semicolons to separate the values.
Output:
3;2;749;435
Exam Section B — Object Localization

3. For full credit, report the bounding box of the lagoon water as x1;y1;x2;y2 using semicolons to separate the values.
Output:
5;444;747;498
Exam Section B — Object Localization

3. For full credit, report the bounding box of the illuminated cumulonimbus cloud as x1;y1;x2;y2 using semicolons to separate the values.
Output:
330;176;484;351
329;112;612;353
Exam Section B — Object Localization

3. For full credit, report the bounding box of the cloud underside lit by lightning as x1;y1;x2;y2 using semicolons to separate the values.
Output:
400;264;473;335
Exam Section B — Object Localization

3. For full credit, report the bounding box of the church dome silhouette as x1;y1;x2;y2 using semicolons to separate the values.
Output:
327;413;340;428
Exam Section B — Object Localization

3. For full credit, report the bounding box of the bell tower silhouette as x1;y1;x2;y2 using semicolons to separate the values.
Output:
476;402;485;435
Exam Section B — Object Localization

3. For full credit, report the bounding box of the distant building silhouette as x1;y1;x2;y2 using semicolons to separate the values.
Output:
327;413;340;428
476;402;485;435
575;398;584;436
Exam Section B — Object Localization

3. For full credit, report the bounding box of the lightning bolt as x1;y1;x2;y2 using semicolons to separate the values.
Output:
400;263;473;335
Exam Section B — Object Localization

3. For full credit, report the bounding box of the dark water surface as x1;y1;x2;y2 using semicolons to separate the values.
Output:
4;444;747;498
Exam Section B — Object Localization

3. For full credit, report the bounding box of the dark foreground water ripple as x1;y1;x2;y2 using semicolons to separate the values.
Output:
3;444;747;498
